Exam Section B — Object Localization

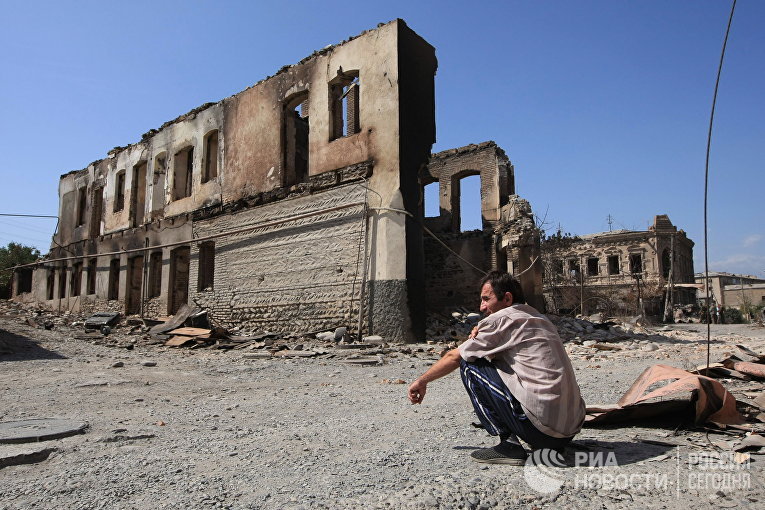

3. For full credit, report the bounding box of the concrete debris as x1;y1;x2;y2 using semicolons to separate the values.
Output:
0;418;88;444
84;312;120;330
0;444;57;469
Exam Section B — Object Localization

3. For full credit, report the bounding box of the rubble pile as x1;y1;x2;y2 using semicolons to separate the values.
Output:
424;309;481;343
548;314;649;343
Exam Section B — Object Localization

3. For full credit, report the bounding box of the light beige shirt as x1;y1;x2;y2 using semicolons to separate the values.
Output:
459;304;585;438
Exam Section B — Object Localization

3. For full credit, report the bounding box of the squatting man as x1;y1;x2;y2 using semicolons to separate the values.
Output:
408;271;585;464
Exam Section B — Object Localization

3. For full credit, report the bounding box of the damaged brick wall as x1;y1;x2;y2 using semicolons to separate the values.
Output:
422;142;542;314
190;183;367;334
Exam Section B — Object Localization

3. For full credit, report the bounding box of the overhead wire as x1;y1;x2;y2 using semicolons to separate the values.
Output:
703;0;737;371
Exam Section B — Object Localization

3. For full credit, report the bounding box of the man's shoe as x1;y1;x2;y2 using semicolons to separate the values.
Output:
470;442;527;465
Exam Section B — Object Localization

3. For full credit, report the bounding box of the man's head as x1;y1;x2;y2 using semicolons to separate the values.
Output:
479;271;526;315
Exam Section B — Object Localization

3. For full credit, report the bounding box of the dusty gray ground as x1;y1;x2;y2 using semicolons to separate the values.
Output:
2;317;765;509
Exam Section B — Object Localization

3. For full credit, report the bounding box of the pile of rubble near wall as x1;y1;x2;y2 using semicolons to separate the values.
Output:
2;298;668;355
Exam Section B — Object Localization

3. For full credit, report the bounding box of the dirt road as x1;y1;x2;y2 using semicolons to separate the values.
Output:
2;316;764;509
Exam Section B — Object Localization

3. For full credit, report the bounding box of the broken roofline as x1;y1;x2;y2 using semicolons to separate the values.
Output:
59;18;425;181
429;141;508;162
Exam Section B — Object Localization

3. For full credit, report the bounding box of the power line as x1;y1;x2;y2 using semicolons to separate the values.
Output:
0;213;58;219
704;0;737;371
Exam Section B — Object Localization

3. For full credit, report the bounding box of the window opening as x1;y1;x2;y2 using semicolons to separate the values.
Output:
58;265;67;299
114;170;126;212
108;259;120;300
87;258;97;295
173;146;194;200
76;187;87;226
126;255;143;315
283;93;309;186
47;269;55;300
90;187;103;238
587;257;599;276
168;246;190;314
607;255;620;275
629;253;643;274
553;259;564;276
148;251;162;298
152;154;167;214
198;241;215;291
71;262;82;297
129;161;147;228
424;182;439;217
16;269;32;294
329;71;359;140
661;248;671;279
202;131;219;183
458;174;482;232
568;259;580;278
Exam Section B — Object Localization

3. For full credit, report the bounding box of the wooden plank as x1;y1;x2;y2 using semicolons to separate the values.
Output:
165;336;196;347
167;327;212;336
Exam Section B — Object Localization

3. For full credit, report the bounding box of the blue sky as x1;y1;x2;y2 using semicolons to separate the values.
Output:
1;1;762;276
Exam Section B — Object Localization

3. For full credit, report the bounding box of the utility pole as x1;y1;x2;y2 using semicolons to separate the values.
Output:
663;234;675;323
579;255;585;316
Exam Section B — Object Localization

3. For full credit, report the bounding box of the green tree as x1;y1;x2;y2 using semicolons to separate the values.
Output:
0;242;41;298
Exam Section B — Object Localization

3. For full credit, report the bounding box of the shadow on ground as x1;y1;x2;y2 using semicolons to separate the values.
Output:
0;328;67;361
453;439;675;466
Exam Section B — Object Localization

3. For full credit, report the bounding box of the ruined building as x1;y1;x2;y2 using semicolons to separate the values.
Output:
542;215;695;317
11;20;540;342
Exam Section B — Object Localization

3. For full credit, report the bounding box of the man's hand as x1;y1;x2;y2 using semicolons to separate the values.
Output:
469;326;479;339
408;378;427;404
406;349;462;405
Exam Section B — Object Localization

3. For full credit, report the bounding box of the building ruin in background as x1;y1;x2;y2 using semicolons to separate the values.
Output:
11;20;541;342
542;215;695;317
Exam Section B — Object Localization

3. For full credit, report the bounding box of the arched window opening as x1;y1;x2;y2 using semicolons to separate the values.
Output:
173;146;194;201
284;92;309;186
329;70;359;140
202;130;219;183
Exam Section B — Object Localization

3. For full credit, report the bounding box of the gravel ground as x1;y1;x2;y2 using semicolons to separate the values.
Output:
2;316;765;509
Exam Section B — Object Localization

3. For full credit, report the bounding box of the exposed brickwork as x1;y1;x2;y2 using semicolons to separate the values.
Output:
191;183;367;334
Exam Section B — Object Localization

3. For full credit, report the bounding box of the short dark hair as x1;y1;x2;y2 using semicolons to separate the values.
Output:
479;270;526;305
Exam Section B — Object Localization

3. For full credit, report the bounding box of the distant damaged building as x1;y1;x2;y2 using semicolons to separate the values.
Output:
11;20;541;342
542;215;695;317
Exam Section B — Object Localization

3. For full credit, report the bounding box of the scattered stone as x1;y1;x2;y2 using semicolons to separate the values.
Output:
315;331;334;342
142;361;157;367
111;361;124;368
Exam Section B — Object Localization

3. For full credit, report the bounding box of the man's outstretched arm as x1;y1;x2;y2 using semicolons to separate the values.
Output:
407;348;462;404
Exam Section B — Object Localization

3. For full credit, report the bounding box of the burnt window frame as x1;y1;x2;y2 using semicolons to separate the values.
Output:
586;257;599;277
107;258;120;300
197;241;215;292
148;251;163;299
76;186;87;226
202;130;219;183
114;170;126;212
172;145;194;201
629;253;643;274
329;70;360;141
87;258;97;295
607;254;620;275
